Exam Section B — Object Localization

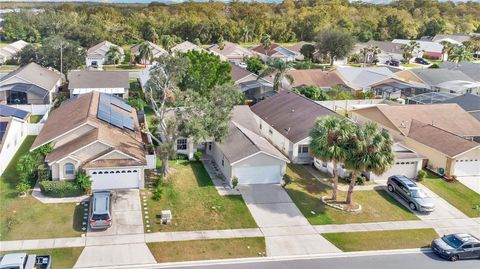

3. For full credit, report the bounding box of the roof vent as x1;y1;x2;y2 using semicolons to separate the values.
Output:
291;108;295;113
399;120;407;128
284;127;290;133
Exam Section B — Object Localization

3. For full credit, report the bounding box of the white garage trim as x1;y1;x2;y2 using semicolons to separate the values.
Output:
91;149;141;162
230;151;289;165
454;159;480;176
88;168;142;190
233;165;282;185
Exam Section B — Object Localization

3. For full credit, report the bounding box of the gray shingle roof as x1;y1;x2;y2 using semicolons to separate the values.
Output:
68;70;129;89
251;91;340;143
0;63;61;91
438;62;480;81
442;93;480;112
411;69;475;86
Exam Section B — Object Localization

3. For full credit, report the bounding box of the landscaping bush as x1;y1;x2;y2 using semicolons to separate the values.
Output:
74;171;92;193
15;181;31;195
283;174;292;187
417;170;427;181
39;181;84;198
193;151;203;161
152;185;163;201
37;164;49;182
356;176;366;186
231;176;239;189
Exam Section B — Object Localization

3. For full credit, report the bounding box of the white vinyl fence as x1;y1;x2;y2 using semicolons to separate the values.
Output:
8;104;51;115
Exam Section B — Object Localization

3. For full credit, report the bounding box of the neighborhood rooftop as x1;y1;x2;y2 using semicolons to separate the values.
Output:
287;69;344;88
68;70;130;90
0;62;61;91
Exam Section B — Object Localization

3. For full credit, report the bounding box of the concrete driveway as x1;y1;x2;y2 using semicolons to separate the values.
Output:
239;184;341;256
456;176;480;195
75;189;156;268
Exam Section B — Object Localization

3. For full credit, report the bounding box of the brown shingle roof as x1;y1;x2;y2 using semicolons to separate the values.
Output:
287;41;313;53
407;120;479;157
45;128;100;163
251;44;281;56
230;63;253;82
287;69;344;88
251;91;340;143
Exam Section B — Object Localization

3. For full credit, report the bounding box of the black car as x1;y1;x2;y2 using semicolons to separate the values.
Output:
386;59;400;66
431;233;480;261
414;57;430;65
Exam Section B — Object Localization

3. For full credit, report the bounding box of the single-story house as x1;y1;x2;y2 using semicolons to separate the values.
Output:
353;41;404;64
171;41;203;54
0;105;30;174
131;41;167;64
86;41;124;68
431;34;471;46
392;39;444;60
314;143;424;181
284;69;345;90
438;61;480;82
230;63;273;103
396;68;480;95
68;70;130;98
0;63;62;105
287;41;315;61
205;105;289;185
441;93;480;121
250;43;297;62
31;91;149;190
0;40;28;64
207;41;253;64
351;104;480;177
251;90;340;164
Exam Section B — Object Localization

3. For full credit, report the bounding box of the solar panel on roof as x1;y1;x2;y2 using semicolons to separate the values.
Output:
97;93;136;130
110;95;132;112
123;115;135;130
0;105;29;119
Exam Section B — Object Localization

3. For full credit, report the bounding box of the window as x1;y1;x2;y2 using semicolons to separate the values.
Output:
177;138;187;150
259;123;262;130
208;142;212;151
64;163;75;175
298;145;309;154
269;128;273;135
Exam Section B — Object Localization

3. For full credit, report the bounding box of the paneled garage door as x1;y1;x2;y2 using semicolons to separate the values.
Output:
454;159;480;176
372;161;418;180
234;165;282;184
89;169;140;190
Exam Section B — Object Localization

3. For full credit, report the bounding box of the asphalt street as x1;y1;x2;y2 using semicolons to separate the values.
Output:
151;251;479;269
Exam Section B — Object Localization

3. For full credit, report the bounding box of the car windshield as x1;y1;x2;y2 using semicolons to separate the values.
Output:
411;189;427;198
92;213;109;220
442;235;464;249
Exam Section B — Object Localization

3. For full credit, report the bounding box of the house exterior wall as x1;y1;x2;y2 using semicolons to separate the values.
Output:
51;124;95;148
208;142;232;180
292;136;313;164
232;153;287;180
55;157;80;180
97;150;129;160
253;113;295;161
86;56;106;67
403;137;448;175
0;119;28;175
451;147;480;176
70;142;111;161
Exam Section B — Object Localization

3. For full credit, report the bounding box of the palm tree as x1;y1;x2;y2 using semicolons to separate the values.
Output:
261;33;272;51
440;41;453;62
258;60;293;92
241;26;251;43
371;46;381;65
344;122;394;205
401;41;420;63
449;46;473;67
138;41;153;66
161;35;176;53
309;116;353;201
359;47;370;67
106;45;121;66
218;36;225;50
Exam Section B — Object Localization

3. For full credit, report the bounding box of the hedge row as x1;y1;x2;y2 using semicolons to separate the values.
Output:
39;181;85;198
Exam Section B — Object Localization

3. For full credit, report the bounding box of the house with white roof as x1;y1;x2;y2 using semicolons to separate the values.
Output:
131;41;167;64
86;41;124;68
250;43;297;62
207;41;253;64
171;41;203;55
0;40;28;64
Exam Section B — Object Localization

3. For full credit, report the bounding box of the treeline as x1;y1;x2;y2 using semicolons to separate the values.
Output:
2;0;480;48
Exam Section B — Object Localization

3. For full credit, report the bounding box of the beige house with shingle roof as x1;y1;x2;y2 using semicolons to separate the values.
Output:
208;41;253;64
86;41;124;68
31;91;150;190
351;104;480;177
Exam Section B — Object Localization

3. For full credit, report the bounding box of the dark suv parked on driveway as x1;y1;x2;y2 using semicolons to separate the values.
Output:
387;175;435;212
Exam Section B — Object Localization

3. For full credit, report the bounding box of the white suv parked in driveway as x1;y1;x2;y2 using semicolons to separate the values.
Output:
89;191;113;230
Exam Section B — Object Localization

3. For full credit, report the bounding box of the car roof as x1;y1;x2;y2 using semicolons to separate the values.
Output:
453;233;480;244
92;191;110;214
393;175;417;187
0;253;27;266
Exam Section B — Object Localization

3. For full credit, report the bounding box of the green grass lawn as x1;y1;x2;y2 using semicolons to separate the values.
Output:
284;165;418;225
0;247;83;268
147;237;265;262
29;115;43;123
103;64;145;71
0;136;83;240
421;171;480;217
144;160;257;232
322;229;438;252
0;65;19;72
401;63;420;68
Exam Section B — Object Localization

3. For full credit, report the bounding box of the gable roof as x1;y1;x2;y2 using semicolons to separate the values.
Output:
68;70;129;89
352;104;480;137
287;69;344;88
335;67;395;89
87;41;124;57
31;92;145;164
208;41;253;60
131;41;167;58
442;93;480;112
171;41;202;54
357;41;404;55
230;63;254;82
217;106;288;164
251;91;340;143
0;40;28;60
392;39;443;53
432;34;471;44
0;63;61;91
438;61;480;81
410;69;476;86
251;44;296;57
407;120;479;158
287;41;314;54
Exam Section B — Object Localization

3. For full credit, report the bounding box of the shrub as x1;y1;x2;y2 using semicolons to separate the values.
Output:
39;181;84;197
231;176;239;188
283;174;292;186
193;151;203;161
356;176;365;185
417;170;427;181
37;164;49;182
74;171;92;193
15;181;30;195
152;185;163;201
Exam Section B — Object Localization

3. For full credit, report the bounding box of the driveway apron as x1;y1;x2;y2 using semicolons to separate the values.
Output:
74;189;156;268
239;184;341;256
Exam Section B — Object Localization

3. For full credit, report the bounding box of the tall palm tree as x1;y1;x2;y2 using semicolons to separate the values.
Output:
138;41;153;66
359;47;370;67
258;60;293;92
106;45;121;66
344;122;394;205
440;41;453;62
161;35;176;53
371;46;381;65
241;26;251;43
218;36;225;50
261;33;272;51
309;116;353;201
401;41;420;63
449;46;473;67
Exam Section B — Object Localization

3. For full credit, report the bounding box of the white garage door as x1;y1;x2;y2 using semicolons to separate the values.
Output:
373;161;418;180
454;160;480;176
234;165;282;185
90;169;140;190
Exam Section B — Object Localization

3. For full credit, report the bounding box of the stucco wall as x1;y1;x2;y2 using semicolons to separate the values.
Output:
0;119;27;175
71;142;110;161
56;157;79;180
209;142;232;180
451;147;480;176
253;114;294;160
404;137;448;174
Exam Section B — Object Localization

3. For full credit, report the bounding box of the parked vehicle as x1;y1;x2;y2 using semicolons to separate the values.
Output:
414;57;430;65
0;253;51;269
387;175;435;212
386;59;400;66
431;233;480;261
89;191;113;230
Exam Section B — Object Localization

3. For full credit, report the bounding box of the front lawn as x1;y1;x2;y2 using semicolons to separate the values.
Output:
421;171;480;217
147;237;265;262
144;160;257;232
284;165;418;225
0;247;83;268
0;136;83;240
29;115;43;123
322;229;438;252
